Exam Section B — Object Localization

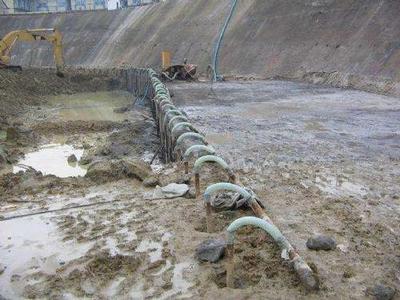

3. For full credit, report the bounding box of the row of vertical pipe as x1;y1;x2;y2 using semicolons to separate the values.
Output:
124;68;319;291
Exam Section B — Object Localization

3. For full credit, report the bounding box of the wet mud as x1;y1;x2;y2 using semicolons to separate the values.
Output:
0;79;399;299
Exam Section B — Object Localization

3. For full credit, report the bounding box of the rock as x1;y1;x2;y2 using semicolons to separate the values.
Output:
366;284;396;300
143;176;159;187
122;159;152;181
196;239;226;263
185;187;196;199
67;154;77;163
306;235;336;251
152;183;189;199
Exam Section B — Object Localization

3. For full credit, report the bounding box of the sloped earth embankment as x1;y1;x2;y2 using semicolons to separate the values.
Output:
1;0;400;96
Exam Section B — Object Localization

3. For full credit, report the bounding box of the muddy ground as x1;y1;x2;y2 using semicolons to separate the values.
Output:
0;77;399;299
169;80;400;298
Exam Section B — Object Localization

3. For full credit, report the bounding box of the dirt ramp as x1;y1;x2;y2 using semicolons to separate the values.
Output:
1;0;399;94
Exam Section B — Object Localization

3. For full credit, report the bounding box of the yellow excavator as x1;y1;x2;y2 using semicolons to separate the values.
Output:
0;28;64;73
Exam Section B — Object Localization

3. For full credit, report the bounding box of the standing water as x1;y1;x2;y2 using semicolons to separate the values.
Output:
13;144;86;178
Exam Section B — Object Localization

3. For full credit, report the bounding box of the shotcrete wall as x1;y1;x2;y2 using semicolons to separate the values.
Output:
0;0;399;95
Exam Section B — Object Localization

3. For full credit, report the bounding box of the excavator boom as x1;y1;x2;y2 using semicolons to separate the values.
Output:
0;28;64;72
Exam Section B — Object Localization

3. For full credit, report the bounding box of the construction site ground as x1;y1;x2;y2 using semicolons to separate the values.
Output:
0;74;399;299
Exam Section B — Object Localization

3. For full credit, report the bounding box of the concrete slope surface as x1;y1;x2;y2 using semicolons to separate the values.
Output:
0;0;400;95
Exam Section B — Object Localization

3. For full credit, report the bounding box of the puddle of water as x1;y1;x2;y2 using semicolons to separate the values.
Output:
51;91;131;122
13;144;86;178
315;174;368;198
0;215;93;299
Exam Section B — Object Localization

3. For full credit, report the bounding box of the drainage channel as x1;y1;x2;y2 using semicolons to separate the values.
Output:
124;68;319;291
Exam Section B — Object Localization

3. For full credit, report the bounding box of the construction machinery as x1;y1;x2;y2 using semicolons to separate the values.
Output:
161;51;197;81
0;28;64;73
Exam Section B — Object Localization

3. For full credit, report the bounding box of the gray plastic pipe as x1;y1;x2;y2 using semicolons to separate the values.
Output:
163;110;183;132
161;104;176;113
226;216;287;247
225;216;319;290
194;155;236;198
183;145;216;161
170;122;199;161
225;216;287;288
182;145;215;174
171;122;199;141
162;110;183;160
204;182;250;203
175;132;207;151
159;99;173;107
159;108;180;161
202;182;250;231
174;132;208;165
193;155;231;175
168;115;189;131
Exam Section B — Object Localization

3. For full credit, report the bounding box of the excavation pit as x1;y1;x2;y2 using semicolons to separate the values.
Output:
0;68;399;298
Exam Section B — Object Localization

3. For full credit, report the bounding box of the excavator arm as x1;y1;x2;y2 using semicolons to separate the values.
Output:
0;28;64;72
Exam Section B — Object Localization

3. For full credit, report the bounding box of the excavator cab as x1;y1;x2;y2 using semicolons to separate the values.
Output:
0;28;64;74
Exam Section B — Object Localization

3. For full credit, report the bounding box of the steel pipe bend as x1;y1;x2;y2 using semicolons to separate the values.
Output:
175;132;207;151
183;145;215;162
204;182;251;204
171;122;199;141
168;116;189;131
